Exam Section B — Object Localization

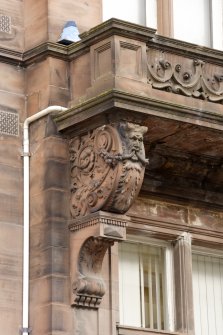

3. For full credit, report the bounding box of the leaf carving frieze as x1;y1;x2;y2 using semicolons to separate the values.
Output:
147;49;223;103
69;122;148;218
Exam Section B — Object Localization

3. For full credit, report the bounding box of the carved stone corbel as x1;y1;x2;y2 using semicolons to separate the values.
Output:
68;122;147;309
72;236;113;308
69;121;148;218
70;211;129;308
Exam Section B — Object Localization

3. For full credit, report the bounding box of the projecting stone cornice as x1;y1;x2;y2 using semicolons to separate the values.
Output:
1;18;223;68
54;89;223;134
0;19;155;67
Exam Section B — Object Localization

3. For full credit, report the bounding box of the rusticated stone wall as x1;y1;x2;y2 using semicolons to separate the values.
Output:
29;116;72;335
0;61;24;334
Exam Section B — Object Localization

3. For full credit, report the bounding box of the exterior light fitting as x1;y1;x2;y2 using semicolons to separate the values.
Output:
58;21;80;45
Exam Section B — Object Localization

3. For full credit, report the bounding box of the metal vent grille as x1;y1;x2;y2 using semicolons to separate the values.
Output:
0;110;19;136
0;14;11;34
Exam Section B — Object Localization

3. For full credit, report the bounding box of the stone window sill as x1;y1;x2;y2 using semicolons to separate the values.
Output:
117;325;181;335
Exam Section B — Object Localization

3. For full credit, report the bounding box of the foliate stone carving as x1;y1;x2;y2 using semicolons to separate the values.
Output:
69;122;148;218
147;50;223;103
72;236;114;308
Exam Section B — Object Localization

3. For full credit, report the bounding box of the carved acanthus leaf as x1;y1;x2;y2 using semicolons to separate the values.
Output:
69;122;148;218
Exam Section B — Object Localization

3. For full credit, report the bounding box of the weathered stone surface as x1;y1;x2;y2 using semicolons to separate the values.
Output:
30;158;69;196
128;197;189;225
26;58;69;115
49;84;70;107
74;308;98;335
28;118;71;335
30;275;70;306
30;219;69;250
30;304;73;335
189;207;223;232
0;0;24;51
30;246;69;279
26;60;50;115
30;189;69;226
70;53;91;102
0;222;22;335
0;136;22;168
49;58;69;89
0;63;24;94
24;0;48;50
0;165;22;225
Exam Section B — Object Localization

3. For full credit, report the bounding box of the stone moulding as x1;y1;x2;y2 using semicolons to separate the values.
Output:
69;210;128;240
147;50;223;103
69;122;148;219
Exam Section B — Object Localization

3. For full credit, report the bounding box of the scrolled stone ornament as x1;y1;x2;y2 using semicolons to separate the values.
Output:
172;59;202;96
201;71;223;102
72;237;114;308
69;122;148;218
147;57;173;89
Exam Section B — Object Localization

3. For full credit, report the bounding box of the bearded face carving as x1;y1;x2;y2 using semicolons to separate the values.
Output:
119;122;148;164
69;122;148;218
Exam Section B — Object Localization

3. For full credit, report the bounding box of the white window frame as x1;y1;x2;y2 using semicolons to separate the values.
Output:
118;235;175;332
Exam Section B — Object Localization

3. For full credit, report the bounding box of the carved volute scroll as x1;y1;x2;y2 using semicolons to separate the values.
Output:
69;122;148;218
73;236;114;308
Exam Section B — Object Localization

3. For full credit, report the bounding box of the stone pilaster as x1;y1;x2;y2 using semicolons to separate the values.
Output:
173;232;195;335
69;211;128;335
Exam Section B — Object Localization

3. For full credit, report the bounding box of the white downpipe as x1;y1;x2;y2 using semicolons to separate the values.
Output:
22;106;67;335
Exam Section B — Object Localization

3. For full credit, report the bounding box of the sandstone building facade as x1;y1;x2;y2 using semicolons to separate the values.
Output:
0;1;223;335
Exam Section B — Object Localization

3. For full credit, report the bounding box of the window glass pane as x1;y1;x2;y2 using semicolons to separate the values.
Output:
146;0;157;29
211;0;223;50
192;253;223;335
119;243;141;327
173;0;211;46
103;0;147;26
119;242;166;330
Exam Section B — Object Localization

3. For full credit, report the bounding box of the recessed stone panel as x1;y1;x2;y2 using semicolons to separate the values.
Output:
119;41;142;78
93;41;112;80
